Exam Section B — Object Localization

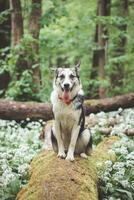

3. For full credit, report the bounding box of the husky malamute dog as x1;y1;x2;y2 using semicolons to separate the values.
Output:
50;62;92;161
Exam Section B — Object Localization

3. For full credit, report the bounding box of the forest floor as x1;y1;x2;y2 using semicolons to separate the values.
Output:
44;107;134;150
0;107;134;200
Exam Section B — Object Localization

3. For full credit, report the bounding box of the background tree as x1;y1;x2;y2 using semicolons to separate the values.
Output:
90;0;111;99
0;0;10;48
0;0;134;101
9;0;23;46
28;0;42;88
0;0;11;94
6;0;42;100
110;0;128;89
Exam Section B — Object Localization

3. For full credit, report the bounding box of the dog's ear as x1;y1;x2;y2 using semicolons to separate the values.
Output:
75;60;81;76
51;67;59;78
51;67;63;78
51;67;57;72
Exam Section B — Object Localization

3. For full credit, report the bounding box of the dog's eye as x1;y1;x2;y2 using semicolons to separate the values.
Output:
70;74;75;80
59;74;65;80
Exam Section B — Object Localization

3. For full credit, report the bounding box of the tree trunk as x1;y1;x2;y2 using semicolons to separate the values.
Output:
0;0;11;95
0;100;53;121
12;0;42;99
28;0;42;87
0;93;134;121
9;0;23;46
90;0;111;99
0;72;11;94
16;136;118;200
0;0;11;48
110;0;128;88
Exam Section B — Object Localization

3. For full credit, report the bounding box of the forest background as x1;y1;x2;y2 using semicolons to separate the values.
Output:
0;0;134;102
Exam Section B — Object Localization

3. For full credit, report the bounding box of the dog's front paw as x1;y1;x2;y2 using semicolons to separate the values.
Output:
66;154;75;162
57;151;66;159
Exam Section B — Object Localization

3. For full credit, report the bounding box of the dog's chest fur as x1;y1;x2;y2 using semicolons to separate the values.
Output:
51;91;81;149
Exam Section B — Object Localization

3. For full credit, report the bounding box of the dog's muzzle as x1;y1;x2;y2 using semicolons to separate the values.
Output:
63;83;70;91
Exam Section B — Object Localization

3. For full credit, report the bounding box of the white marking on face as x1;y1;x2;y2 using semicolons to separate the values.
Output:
56;68;79;91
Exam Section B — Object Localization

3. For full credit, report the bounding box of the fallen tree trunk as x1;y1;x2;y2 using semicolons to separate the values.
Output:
0;93;134;120
84;92;134;114
0;100;53;121
17;136;118;200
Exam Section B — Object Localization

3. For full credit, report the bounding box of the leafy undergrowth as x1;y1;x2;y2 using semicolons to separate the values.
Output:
88;108;134;200
0;108;134;200
90;108;134;146
0;119;44;200
99;136;134;200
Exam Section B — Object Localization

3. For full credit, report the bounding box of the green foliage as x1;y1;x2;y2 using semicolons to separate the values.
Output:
0;9;10;24
1;178;21;200
0;36;42;101
40;0;96;98
92;130;105;146
5;70;34;100
0;47;11;73
0;119;44;200
36;0;134;99
0;0;134;101
99;137;134;200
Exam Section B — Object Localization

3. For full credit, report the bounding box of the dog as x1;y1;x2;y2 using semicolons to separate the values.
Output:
50;62;92;161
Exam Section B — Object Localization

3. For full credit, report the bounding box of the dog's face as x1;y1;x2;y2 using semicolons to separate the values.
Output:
53;63;82;103
56;68;79;91
54;63;81;93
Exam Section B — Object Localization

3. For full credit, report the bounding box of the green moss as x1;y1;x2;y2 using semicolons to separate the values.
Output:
17;136;119;200
84;99;100;106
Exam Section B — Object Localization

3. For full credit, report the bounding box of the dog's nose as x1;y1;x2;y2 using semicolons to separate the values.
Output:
64;83;70;89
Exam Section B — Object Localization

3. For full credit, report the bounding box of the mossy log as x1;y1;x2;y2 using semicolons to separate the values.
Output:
0;93;134;120
17;136;118;200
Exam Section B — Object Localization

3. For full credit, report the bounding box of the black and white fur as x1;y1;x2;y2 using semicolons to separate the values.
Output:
50;63;92;161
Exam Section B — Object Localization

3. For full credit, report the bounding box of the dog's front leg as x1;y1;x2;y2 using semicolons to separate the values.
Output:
66;124;80;161
54;121;66;158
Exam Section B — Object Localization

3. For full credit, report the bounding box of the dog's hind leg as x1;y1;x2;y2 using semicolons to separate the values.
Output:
85;132;92;156
75;128;92;158
51;128;58;153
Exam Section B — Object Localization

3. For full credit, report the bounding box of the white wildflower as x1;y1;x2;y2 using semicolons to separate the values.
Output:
120;180;129;188
113;162;124;170
106;183;113;189
18;163;30;175
126;160;134;167
126;152;134;160
26;117;30;121
97;111;107;119
105;160;113;168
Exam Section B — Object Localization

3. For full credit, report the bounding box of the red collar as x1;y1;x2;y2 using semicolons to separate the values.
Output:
58;95;77;105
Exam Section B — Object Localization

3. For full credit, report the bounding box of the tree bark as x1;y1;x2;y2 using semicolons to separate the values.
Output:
12;0;42;99
0;0;11;48
0;100;53;121
0;93;134;121
0;1;11;94
90;0;111;99
0;72;11;93
9;0;23;46
16;136;118;200
28;0;42;87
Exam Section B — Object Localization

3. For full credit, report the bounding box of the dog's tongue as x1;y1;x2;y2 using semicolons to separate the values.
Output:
62;91;71;104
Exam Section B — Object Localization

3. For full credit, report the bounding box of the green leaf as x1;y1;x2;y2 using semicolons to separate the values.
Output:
115;189;133;200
